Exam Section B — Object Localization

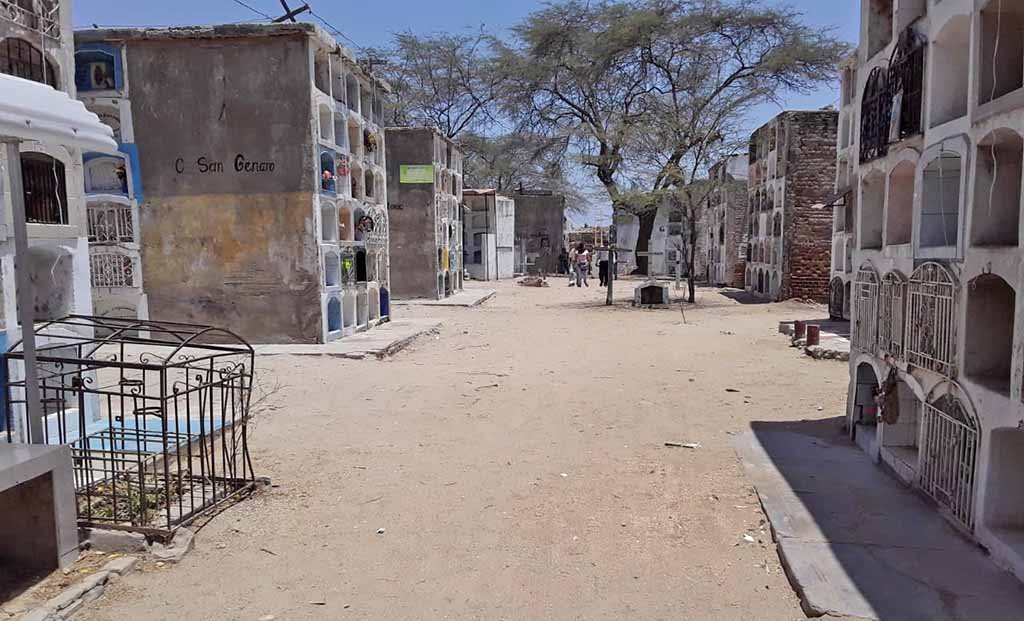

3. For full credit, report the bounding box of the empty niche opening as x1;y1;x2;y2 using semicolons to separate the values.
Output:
771;271;780;298
860;172;885;249
334;113;348;150
444;272;451;296
852;363;880;426
980;0;1024;106
985;427;1024;533
25;246;73;321
321;203;338;242
347;122;361;158
886;160;915;246
364;169;374;199
339;204;354;242
351;164;363;200
324;253;341;287
345;74;359;113
380;287;390;317
327;297;342;333
965;274;1015;395
972;129;1022;247
318;104;333;143
355;249;367;282
356;290;368;326
881;380;920;470
929;15;970;127
437;273;444;297
360;86;372;121
920;151;962;249
343;291;357;329
369;287;380;320
868;0;894;58
314;51;330;94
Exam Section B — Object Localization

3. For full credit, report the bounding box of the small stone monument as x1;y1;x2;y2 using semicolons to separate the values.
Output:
634;280;671;306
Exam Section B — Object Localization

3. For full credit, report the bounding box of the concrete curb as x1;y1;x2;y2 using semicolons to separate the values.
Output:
17;556;140;621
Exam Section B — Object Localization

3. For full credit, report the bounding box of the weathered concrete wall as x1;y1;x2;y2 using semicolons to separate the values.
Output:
783;111;838;302
513;193;565;274
125;34;320;342
385;127;439;298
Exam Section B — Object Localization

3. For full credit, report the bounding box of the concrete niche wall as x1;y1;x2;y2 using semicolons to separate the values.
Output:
124;32;320;343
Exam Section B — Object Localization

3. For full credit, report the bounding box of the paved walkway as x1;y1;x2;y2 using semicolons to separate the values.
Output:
734;421;1024;620
392;289;495;307
253;319;441;358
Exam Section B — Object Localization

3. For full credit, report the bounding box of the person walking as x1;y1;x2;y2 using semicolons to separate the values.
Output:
567;245;578;286
558;247;569;275
575;243;590;287
597;247;609;287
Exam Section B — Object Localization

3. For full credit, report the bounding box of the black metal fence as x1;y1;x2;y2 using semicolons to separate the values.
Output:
3;316;257;538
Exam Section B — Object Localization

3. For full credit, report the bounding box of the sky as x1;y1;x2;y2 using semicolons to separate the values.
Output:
71;0;862;226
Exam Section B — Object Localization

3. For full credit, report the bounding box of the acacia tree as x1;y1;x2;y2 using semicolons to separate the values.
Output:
501;1;656;202
507;0;847;293
369;30;507;138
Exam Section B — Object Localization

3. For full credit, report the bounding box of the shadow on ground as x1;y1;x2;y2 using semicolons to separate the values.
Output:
736;417;1024;620
719;289;772;305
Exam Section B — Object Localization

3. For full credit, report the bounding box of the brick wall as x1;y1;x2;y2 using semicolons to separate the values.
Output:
782;111;838;302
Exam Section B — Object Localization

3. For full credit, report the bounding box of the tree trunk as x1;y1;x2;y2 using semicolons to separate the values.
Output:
634;209;657;276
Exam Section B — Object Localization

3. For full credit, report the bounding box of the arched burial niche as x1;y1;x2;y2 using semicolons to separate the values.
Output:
965;274;1015;395
852;362;880;428
338;203;354;242
321;202;338;242
860;171;885;249
829;278;846;320
979;0;1024;106
26;246;73;320
972;129;1022;247
324;252;340;287
886;160;914;246
919;150;962;252
929;15;970;127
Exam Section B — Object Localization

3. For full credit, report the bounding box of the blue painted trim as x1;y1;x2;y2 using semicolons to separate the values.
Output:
119;143;144;203
74;43;124;92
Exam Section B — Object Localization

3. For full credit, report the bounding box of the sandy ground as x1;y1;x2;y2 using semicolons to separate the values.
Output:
77;279;849;621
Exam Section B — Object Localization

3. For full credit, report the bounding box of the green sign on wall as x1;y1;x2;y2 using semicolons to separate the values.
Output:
400;164;435;184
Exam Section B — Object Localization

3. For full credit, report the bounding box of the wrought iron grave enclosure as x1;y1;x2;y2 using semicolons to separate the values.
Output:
4;316;257;538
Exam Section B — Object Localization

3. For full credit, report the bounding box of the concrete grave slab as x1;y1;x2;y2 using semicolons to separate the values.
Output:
392;290;495;307
254;319;441;359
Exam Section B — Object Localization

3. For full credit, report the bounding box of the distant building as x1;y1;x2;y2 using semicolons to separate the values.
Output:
744;110;837;301
706;154;749;287
566;225;610;250
74;23;392;344
512;190;565;275
463;189;515;281
385;126;464;299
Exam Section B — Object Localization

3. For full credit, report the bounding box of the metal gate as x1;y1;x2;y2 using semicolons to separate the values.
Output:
919;396;979;532
854;266;879;353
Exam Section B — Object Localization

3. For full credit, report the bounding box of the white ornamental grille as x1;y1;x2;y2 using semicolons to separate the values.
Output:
87;204;134;243
907;262;957;377
853;266;879;353
90;253;134;288
919;395;979;532
879;271;908;359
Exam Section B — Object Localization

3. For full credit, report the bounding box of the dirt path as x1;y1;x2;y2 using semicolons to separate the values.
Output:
79;280;848;620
